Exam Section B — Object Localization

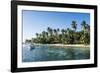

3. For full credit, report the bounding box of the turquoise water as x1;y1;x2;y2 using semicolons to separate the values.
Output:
22;44;90;62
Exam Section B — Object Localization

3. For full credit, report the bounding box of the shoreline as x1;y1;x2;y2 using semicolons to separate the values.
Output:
33;43;90;48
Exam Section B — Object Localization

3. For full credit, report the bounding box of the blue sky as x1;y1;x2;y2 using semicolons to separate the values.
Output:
22;10;90;42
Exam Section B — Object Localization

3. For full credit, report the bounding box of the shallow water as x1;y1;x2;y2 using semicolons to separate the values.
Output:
22;44;90;62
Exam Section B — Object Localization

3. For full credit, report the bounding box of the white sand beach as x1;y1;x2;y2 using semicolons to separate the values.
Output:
34;43;90;48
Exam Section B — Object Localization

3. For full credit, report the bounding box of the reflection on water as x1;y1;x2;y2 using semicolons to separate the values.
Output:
22;44;90;62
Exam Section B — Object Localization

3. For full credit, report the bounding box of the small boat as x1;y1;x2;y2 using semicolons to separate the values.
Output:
30;44;35;50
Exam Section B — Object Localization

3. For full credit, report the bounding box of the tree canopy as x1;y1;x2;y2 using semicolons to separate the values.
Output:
25;20;90;45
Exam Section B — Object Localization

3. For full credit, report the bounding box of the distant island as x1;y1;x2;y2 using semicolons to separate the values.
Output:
25;20;90;45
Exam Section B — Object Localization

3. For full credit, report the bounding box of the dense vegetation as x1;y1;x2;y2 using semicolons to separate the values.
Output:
25;20;90;45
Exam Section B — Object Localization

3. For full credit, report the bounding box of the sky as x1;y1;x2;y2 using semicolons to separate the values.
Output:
22;10;90;42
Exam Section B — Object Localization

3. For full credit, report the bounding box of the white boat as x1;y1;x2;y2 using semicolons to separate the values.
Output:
30;44;35;50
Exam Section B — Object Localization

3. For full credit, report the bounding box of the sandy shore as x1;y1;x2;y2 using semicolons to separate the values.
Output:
34;43;90;48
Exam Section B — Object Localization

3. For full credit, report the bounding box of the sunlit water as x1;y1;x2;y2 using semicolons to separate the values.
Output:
22;44;90;62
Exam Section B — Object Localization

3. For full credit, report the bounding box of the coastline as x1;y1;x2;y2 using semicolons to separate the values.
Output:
33;43;90;48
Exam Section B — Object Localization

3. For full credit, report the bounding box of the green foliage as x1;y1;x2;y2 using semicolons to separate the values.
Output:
25;20;90;45
25;39;31;43
71;21;77;31
80;32;90;44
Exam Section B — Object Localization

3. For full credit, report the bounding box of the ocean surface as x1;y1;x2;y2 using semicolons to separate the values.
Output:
22;44;90;62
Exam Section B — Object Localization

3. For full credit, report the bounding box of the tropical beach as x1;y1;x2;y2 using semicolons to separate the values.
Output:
22;10;90;62
25;23;90;49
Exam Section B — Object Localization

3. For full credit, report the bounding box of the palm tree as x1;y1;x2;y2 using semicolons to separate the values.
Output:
71;21;77;31
65;28;74;44
54;29;57;35
47;27;53;37
40;31;48;43
42;31;47;38
81;21;87;31
39;33;42;38
80;20;90;44
81;21;90;35
71;21;77;43
57;28;60;34
45;32;48;38
36;33;39;38
57;28;60;41
61;29;66;43
61;29;65;35
66;28;70;34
